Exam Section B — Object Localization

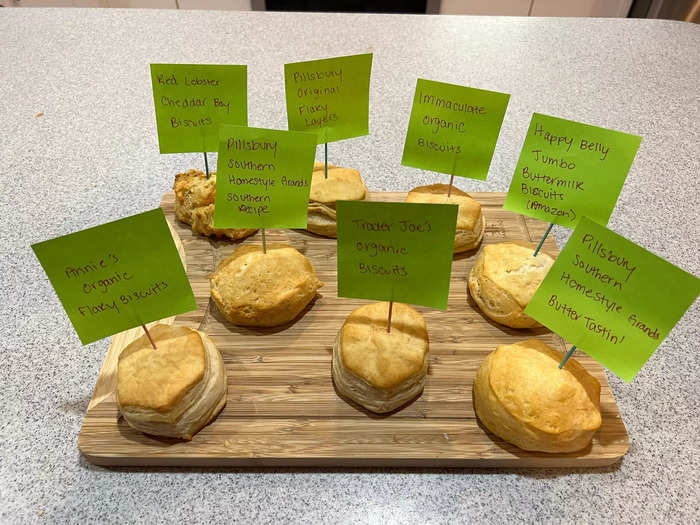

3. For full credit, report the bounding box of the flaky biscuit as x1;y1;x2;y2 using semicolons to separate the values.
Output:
117;324;227;440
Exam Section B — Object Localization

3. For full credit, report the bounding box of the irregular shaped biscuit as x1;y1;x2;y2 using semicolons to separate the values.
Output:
468;241;555;328
173;169;257;240
474;339;601;453
210;243;323;327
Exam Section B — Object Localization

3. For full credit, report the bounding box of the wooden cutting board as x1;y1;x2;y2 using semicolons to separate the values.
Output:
78;192;628;467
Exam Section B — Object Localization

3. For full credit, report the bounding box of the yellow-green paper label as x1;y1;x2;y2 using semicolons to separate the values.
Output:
503;113;641;228
336;201;458;309
401;79;510;180
214;125;318;229
284;53;372;143
150;63;247;153
525;217;700;382
31;209;196;345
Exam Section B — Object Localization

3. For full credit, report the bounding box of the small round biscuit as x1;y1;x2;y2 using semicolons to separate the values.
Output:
332;302;429;413
468;241;555;328
474;339;601;453
117;324;227;440
306;163;367;238
405;184;485;253
173;169;257;240
210;243;323;327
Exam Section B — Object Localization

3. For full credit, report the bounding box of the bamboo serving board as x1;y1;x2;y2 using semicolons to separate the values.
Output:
78;192;628;468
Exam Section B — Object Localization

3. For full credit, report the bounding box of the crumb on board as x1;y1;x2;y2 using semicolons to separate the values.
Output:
36;112;44;117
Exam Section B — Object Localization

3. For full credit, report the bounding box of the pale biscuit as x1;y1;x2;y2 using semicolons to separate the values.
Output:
474;339;601;453
117;324;227;440
468;241;555;328
405;184;485;253
306;162;367;238
332;302;429;413
174;169;257;240
210;243;323;327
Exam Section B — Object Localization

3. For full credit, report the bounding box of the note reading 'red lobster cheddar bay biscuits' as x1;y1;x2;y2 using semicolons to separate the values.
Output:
402;79;510;180
32;209;196;344
150;64;247;153
525;217;699;382
214;125;318;229
336;201;458;309
284;54;372;143
504;113;641;228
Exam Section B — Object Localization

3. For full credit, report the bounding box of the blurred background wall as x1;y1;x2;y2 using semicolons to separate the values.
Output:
1;0;697;23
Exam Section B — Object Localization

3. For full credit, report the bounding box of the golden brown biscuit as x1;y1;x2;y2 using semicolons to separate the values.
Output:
117;324;227;440
173;169;257;240
306;162;367;238
474;339;601;452
405;184;485;253
468;241;555;328
210;243;323;327
332;302;429;413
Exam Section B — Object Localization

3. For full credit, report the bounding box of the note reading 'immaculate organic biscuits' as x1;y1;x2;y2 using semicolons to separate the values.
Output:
503;113;641;228
402;79;510;180
32;209;196;345
336;201;458;309
284;53;373;143
213;125;318;229
150;63;247;153
525;217;700;382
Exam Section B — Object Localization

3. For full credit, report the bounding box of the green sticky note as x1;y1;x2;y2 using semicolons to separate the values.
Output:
150;63;247;153
32;209;197;345
336;201;458;309
525;217;700;382
503;113;641;228
401;79;510;180
213;125;318;229
284;53;372;143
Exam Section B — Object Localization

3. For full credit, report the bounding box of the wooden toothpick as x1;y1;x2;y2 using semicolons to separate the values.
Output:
204;151;210;179
261;228;267;254
324;142;328;179
142;324;157;349
447;174;455;198
387;301;394;333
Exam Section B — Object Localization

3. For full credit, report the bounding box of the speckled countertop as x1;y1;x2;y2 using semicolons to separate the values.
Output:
1;8;698;524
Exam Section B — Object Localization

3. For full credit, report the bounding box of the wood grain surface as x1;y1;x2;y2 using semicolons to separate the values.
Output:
78;192;629;467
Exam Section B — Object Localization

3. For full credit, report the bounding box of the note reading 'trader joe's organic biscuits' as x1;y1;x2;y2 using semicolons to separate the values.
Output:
402;79;510;180
525;217;700;382
32;209;196;345
336;201;458;309
150;63;247;153
503;113;641;228
214;125;318;229
284;53;373;143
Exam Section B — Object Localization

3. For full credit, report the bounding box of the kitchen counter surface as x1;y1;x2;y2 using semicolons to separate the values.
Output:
1;8;698;524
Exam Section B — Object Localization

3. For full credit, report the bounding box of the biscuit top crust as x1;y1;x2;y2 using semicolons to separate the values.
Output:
489;339;601;434
405;184;481;230
118;325;206;412
210;243;322;309
480;242;555;307
340;302;429;390
309;162;367;204
174;169;217;211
